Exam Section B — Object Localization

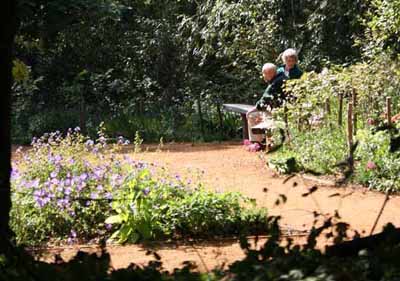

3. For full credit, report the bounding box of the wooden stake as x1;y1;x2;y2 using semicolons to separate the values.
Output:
297;109;302;132
284;106;291;143
241;114;249;140
348;102;354;171
352;89;357;136
325;97;331;126
386;97;392;126
338;94;343;126
325;98;331;115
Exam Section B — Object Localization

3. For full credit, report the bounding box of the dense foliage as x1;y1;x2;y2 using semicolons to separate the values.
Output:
13;0;372;143
10;130;267;246
269;126;347;174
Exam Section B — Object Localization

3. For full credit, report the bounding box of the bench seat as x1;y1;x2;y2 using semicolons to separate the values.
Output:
223;103;277;139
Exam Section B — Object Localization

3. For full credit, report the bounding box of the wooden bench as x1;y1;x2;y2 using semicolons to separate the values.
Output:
223;103;280;142
222;104;254;139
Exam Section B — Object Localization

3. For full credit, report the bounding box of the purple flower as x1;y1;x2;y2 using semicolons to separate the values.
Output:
135;162;147;169
64;179;71;187
74;126;81;132
31;179;40;189
90;192;98;199
34;190;50;208
105;192;113;200
50;171;58;178
80;173;88;181
35;197;46;208
65;187;72;195
142;188;150;196
70;230;77;238
57;198;69;208
96;185;103;191
94;169;104;179
85;140;94;146
111;174;123;187
10;168;20;179
77;182;86;191
105;223;112;230
51;178;60;185
54;155;63;163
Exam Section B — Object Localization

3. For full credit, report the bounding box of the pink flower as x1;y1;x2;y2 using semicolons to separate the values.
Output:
366;161;377;170
243;139;251;146
247;143;261;152
367;118;375;126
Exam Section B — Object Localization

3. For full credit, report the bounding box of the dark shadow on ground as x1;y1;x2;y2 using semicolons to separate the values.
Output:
116;142;243;154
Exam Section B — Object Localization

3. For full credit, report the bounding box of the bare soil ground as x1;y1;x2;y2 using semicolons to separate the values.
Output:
15;142;400;271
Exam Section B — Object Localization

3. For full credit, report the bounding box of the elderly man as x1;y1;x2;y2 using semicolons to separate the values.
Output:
246;63;286;143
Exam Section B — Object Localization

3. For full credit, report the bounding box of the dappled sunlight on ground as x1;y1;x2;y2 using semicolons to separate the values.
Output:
14;142;400;271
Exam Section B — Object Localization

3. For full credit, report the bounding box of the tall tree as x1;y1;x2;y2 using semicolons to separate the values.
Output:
0;0;17;245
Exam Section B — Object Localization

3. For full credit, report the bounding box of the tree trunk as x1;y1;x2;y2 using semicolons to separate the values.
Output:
79;96;86;134
197;94;205;140
0;0;17;244
216;103;224;141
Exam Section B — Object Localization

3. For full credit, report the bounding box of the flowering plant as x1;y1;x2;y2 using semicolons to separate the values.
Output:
11;129;268;245
11;128;131;245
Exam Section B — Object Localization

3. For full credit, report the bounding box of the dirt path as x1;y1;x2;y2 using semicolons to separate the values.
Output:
23;142;400;271
135;142;400;234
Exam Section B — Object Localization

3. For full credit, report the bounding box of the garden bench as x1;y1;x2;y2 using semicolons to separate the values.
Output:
222;103;278;140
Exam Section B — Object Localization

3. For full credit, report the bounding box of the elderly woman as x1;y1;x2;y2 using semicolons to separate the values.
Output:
277;48;303;79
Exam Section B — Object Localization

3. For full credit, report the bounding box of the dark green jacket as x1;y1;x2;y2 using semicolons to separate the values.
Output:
256;72;286;111
277;64;303;79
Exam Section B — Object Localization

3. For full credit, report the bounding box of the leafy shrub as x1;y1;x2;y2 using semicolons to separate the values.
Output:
11;130;267;246
268;151;299;174
281;55;400;133
268;127;347;175
107;181;267;243
355;128;400;192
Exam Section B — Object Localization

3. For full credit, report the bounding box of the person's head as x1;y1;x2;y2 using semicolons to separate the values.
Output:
262;63;277;82
282;48;298;69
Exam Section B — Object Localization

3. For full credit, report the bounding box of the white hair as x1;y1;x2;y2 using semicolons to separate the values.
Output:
262;63;277;73
282;48;298;63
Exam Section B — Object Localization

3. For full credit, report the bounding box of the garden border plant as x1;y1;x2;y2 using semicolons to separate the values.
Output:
11;129;268;246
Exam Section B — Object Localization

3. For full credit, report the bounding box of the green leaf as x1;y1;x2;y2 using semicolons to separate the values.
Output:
105;215;124;224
